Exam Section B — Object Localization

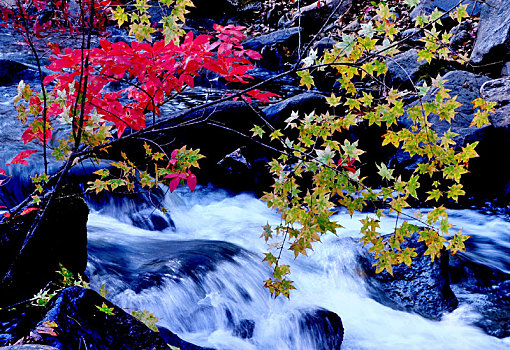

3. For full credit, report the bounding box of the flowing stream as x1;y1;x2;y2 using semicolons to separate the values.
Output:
86;185;510;350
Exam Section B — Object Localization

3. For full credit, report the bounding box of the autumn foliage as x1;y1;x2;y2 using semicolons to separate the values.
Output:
0;0;278;195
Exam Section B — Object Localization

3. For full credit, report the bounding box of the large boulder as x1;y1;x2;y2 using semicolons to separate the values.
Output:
480;77;510;128
361;233;458;320
0;191;89;306
243;28;302;70
470;0;510;66
32;286;195;350
403;70;490;146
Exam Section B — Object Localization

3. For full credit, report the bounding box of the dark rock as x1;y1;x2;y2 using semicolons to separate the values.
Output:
458;77;510;204
243;28;302;70
0;191;89;306
361;233;458;319
405;70;490;146
502;62;510;76
449;255;510;338
411;0;481;20
129;207;175;231
482;77;510;127
0;60;39;86
187;0;235;19
279;0;352;34
449;21;472;49
432;0;481;16
470;0;510;65
34;286;175;350
0;307;46;347
159;327;213;350
262;92;328;126
0;346;60;349
401;28;423;43
385;49;427;89
232;319;255;339
298;308;344;350
312;37;336;57
462;126;510;204
244;28;302;52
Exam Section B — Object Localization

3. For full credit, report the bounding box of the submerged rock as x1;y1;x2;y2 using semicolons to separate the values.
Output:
298;308;344;350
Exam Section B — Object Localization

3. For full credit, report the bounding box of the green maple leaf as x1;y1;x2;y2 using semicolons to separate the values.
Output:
297;70;314;89
376;162;394;181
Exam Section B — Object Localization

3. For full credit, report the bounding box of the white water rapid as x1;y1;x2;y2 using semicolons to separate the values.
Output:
86;185;510;350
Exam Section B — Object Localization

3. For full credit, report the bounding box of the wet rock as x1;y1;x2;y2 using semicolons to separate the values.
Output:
0;60;39;86
361;233;458;320
34;286;174;350
470;0;510;65
262;92;328;126
298;308;344;350
243;27;302;70
232;319;255;339
450;255;510;338
385;49;427;89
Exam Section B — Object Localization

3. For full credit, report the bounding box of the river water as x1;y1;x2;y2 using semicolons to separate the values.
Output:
86;185;510;350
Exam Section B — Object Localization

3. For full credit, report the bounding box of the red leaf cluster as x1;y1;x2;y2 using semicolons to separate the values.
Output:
7;150;37;166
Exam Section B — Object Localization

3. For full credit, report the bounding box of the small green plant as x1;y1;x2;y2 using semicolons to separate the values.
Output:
32;264;89;307
56;263;89;288
96;302;115;316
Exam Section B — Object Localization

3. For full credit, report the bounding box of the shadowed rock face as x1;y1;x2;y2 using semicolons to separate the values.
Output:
0;191;89;306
